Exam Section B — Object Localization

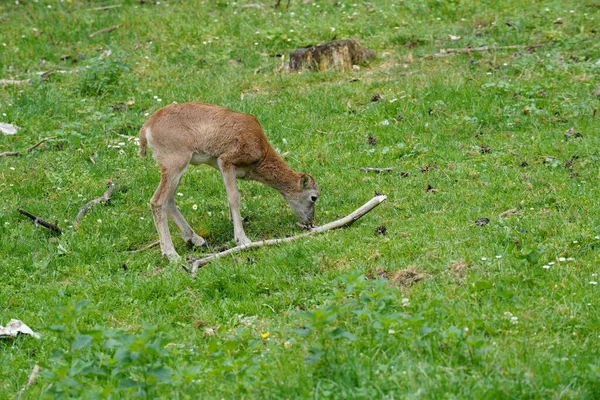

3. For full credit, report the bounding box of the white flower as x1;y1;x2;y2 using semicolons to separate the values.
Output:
542;265;550;269
559;257;566;262
177;193;183;197
590;281;598;285
192;204;198;210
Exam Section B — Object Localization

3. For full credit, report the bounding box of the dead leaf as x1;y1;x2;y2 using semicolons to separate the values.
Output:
0;122;18;135
204;327;217;336
552;18;564;24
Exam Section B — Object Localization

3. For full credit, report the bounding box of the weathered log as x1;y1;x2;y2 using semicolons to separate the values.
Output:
289;39;376;72
185;195;387;275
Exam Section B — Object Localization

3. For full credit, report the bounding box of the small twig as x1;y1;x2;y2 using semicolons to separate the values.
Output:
92;4;122;11
0;136;57;158
424;43;546;58
89;25;119;38
186;195;387;275
74;184;125;228
18;208;62;234
128;240;160;253
17;364;40;398
360;167;394;173
27;136;57;152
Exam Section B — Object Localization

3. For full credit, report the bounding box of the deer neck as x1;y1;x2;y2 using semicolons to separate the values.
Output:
252;148;299;195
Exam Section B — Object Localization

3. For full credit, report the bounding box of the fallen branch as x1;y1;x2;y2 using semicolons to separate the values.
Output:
27;136;57;152
0;136;57;158
74;184;125;228
89;25;119;38
424;43;546;58
360;167;394;173
18;208;62;234
17;364;40;398
186;195;387;275
127;240;160;253
0;79;31;87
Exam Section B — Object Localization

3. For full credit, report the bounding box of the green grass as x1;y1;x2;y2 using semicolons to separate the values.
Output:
1;0;600;398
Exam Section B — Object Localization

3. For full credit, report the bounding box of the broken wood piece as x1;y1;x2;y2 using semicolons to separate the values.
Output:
424;43;546;58
74;184;125;228
0;151;19;158
289;39;376;72
0;319;41;339
89;25;119;38
0;79;31;87
499;208;519;218
17;364;40;397
92;4;122;11
186;195;387;275
17;208;62;234
360;167;394;173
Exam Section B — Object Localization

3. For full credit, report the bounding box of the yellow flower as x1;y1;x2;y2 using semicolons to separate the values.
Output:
261;332;270;339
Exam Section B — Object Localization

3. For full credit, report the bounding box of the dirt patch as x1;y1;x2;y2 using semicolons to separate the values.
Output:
391;265;429;287
448;259;469;278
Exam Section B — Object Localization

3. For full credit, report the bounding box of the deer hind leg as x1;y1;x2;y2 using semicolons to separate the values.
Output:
217;158;251;246
151;161;190;259
166;171;206;248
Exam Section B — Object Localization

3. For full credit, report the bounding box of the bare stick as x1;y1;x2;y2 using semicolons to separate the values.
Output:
18;208;62;234
92;5;122;11
360;167;394;173
17;364;40;398
1;136;57;158
424;43;546;58
26;136;57;152
89;25;119;38
74;184;125;228
0;79;31;86
187;195;387;275
127;240;160;253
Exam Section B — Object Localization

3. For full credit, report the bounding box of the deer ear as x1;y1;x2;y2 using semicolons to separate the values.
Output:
300;174;311;188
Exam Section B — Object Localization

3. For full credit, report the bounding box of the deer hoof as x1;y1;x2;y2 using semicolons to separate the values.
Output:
187;234;206;247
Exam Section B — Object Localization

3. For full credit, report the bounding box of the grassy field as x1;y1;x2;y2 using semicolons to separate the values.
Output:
1;0;599;398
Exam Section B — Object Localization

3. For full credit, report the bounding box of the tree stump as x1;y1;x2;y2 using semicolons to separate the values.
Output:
289;39;376;72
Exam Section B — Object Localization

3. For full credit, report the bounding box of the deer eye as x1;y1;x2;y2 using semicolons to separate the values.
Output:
310;196;318;202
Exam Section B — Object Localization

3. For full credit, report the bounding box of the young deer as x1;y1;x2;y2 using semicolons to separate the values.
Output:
139;102;319;260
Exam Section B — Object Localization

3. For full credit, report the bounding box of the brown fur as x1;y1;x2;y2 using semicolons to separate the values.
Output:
139;102;319;259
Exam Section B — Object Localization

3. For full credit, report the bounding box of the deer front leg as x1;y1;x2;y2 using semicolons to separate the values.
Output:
218;159;251;246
